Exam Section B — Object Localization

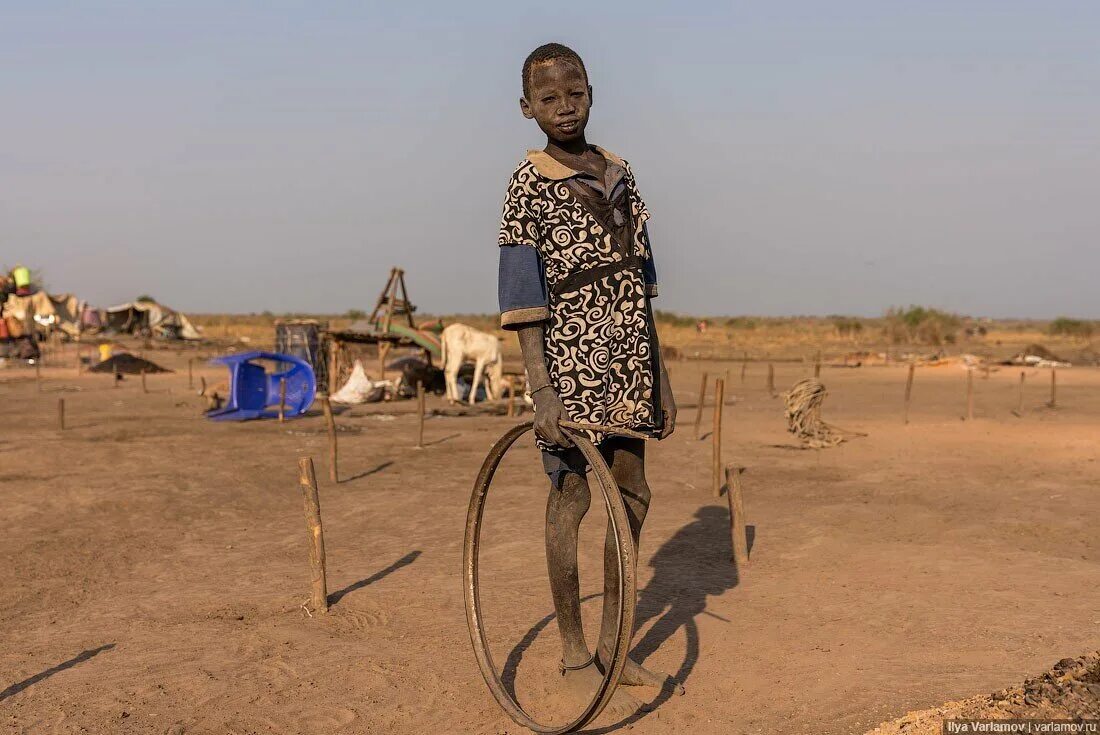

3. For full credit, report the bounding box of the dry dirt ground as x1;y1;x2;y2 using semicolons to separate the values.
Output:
2;345;1098;734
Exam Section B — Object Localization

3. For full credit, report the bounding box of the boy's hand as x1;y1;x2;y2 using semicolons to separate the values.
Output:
532;387;572;448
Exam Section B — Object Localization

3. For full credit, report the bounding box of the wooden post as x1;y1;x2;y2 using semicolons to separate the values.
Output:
141;369;148;394
903;362;915;425
57;398;65;431
712;378;725;498
693;372;708;438
327;339;339;395
740;352;748;384
416;381;426;448
199;376;206;395
505;376;516;417
321;396;338;483
278;378;287;422
76;345;83;375
1049;367;1057;408
1016;371;1025;415
767;363;775;396
813;351;821;379
36;360;42;391
296;457;329;614
114;371;121;388
378;342;392;381
188;358;194;389
725;464;749;567
966;368;974;420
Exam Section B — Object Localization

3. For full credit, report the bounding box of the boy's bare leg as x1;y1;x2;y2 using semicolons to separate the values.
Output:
546;470;644;718
545;471;593;667
596;438;684;693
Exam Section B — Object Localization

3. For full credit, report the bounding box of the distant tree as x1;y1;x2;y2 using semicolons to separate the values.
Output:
135;294;156;303
1049;317;1094;340
346;309;367;320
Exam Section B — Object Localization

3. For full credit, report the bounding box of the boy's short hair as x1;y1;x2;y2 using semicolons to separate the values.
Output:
522;43;588;98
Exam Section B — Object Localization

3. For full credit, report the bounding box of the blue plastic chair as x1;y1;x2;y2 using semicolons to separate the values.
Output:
206;351;316;421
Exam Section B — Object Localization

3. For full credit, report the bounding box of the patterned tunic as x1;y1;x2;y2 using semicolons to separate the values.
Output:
497;147;662;447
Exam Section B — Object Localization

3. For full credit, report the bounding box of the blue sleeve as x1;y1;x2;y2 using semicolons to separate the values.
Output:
642;223;658;298
498;243;549;330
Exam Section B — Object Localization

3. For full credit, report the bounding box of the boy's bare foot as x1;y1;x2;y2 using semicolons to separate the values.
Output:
562;661;644;721
598;654;686;695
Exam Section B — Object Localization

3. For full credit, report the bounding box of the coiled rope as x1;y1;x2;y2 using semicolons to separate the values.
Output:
463;421;645;733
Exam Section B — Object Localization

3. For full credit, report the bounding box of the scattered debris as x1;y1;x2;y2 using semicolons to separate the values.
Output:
330;360;393;404
784;378;864;449
1002;343;1071;368
88;353;172;375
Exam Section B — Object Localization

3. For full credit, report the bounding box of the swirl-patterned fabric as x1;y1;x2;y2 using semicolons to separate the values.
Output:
497;150;662;447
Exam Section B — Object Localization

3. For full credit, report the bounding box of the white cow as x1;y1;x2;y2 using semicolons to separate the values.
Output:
440;323;504;405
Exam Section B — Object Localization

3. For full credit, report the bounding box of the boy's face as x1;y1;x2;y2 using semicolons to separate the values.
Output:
520;59;592;144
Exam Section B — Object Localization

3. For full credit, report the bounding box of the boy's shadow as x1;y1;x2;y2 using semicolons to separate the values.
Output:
500;505;743;729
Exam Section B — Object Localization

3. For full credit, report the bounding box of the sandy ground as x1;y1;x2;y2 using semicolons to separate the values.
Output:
2;346;1098;734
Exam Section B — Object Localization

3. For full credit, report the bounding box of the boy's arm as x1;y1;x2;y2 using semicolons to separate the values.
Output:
517;324;571;448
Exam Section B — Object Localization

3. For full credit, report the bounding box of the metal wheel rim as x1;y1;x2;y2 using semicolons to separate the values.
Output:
462;421;637;734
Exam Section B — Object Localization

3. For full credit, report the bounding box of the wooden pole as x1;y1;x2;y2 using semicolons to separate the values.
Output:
966;368;974;420
1016;371;1025;415
693;372;708;438
505;376;516;417
903;362;915;425
114;371;121;388
327;339;339;395
36;360;42;391
199;376;206;395
712;378;725;498
1049;366;1057;408
740;351;748;384
296;457;329;614
188;358;194;389
141;369;148;394
321;396;338;484
57;398;65;431
767;363;775;396
725;464;749;566
416;381;426;448
813;351;821;379
278;378;287;422
76;345;83;375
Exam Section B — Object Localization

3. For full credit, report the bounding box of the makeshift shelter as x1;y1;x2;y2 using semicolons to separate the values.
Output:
2;291;87;338
105;300;201;340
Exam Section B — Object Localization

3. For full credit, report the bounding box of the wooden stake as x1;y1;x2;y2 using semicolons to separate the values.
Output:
1049;366;1057;408
725;464;749;566
416;381;426;448
903;362;915;425
76;345;83;375
141;369;148;394
296;457;329;614
740;352;748;384
199;376;206;395
693;372;708;438
966;368;974;420
36;360;42;391
766;363;775;396
712;378;725;498
1016;371;1025;415
278;378;287;422
321;396;338;484
114;371;121;388
57;398;65;431
188;358;194;389
505;376;516;417
327;339;339;395
813;350;821;379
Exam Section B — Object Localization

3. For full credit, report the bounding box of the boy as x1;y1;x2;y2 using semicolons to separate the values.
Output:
497;43;680;717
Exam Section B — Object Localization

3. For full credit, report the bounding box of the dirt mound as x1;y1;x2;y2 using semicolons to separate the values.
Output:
867;651;1100;734
87;353;173;375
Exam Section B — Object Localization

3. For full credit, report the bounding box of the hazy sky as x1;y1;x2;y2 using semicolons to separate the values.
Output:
3;2;1097;318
